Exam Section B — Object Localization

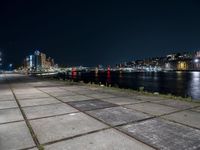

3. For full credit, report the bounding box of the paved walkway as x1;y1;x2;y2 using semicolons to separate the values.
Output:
0;73;200;150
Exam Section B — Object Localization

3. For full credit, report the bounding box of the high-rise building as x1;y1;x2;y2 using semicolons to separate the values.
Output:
23;50;55;71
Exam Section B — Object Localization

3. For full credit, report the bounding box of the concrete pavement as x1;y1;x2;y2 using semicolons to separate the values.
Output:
0;73;200;150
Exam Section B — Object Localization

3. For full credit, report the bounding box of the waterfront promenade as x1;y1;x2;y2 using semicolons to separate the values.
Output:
0;73;200;150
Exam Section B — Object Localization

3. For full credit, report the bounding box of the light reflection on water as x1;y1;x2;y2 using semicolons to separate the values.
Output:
66;71;200;100
189;72;200;99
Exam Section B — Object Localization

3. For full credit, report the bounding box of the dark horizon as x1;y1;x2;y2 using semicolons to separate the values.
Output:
1;0;200;67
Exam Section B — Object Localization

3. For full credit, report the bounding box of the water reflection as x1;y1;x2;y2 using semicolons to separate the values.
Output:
66;71;200;100
189;72;200;99
71;67;77;79
107;68;111;84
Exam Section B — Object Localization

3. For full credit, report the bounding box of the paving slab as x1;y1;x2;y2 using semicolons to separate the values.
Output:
23;103;78;119
76;90;100;95
87;106;152;126
30;112;108;144
119;118;200;150
15;93;50;100
163;110;200;129
0;101;18;109
0;121;35;150
48;91;76;97
0;90;13;95
0;94;15;101
125;102;178;116
136;95;166;101
102;97;142;105
45;129;154;150
152;99;200;109
0;108;24;124
191;106;200;112
60;86;86;92
38;87;67;93
28;148;38;150
58;95;94;102
89;93;116;99
13;89;42;94
68;99;117;111
20;97;61;107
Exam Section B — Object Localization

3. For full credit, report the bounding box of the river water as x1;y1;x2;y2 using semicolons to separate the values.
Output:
64;71;200;100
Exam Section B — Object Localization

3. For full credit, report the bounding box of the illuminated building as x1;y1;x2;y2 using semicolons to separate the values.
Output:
23;50;55;71
196;51;200;58
177;61;188;70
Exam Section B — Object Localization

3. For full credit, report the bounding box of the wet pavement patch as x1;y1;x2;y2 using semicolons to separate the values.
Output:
67;99;117;111
118;118;200;150
87;106;152;126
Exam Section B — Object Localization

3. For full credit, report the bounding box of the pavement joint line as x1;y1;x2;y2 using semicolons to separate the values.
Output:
157;105;200;117
21;102;62;108
189;108;200;113
27;111;80;121
64;89;124;105
0;106;20;111
160;116;200;130
37;89;119;125
0;119;25;125
22;77;200;149
57;85;120;99
41;127;111;146
123;103;200;118
120;100;152;107
149;100;200;109
4;74;41;150
115;126;159;150
16;96;51;101
84;110;156;128
122;105;157;116
38;88;157;149
0;99;15;102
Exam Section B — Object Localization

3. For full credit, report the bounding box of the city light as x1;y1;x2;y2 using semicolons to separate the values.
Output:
194;58;199;63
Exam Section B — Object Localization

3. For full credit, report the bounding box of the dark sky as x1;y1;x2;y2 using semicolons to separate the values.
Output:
1;0;200;67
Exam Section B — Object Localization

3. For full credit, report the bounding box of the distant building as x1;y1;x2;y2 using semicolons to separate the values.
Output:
196;51;200;58
177;61;189;70
24;50;55;71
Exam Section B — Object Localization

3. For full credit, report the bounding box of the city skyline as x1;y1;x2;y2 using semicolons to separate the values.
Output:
1;0;200;67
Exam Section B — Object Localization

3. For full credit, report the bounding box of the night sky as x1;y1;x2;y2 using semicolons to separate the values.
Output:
1;0;200;67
